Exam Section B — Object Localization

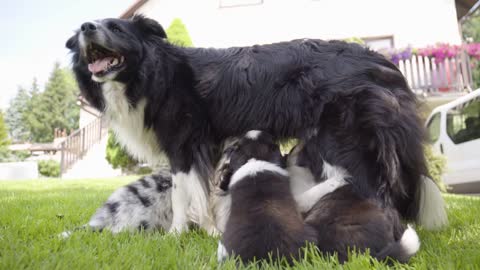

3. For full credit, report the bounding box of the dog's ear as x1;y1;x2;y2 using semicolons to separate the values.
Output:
65;33;78;50
219;167;233;191
132;14;167;39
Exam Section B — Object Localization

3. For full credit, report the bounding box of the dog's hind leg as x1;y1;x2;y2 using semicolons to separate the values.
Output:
416;176;448;230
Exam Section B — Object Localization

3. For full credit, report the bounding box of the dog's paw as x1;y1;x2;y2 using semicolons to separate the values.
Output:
205;224;221;237
168;223;189;234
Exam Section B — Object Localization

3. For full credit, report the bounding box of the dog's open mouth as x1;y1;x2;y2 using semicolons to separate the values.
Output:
86;43;125;76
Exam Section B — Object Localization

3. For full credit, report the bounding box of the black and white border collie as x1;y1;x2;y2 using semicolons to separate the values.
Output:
66;15;446;233
215;130;420;264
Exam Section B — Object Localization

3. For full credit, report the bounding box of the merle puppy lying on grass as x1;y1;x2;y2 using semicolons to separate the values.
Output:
61;171;173;237
214;130;420;264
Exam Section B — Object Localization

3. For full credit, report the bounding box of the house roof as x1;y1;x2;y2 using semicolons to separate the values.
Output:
119;0;480;21
120;0;148;19
456;0;480;20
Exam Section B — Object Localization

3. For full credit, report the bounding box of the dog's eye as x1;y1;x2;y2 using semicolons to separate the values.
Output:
109;24;122;33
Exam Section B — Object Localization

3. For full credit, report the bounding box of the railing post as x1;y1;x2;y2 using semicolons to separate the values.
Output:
99;117;103;141
60;142;65;177
81;129;85;156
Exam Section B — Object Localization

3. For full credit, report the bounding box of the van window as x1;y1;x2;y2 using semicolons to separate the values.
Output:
446;97;480;144
426;113;441;143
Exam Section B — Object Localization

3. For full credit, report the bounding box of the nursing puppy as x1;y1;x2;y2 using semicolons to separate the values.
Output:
287;144;421;263
214;132;420;264
217;131;317;263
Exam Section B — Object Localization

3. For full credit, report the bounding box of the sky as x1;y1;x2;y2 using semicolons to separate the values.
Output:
0;0;131;109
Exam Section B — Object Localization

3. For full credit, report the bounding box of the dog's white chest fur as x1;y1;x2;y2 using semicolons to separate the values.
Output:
102;81;163;166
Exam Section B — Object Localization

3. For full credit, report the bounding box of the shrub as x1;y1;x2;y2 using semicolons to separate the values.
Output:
343;37;365;45
280;139;298;154
0;149;31;163
425;145;447;192
0;148;10;162
105;131;137;172
13;150;31;161
38;160;60;177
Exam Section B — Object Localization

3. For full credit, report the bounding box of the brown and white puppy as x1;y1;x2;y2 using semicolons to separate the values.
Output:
287;144;421;263
216;130;317;263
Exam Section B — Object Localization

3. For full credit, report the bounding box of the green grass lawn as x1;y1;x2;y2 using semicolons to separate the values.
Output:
0;178;479;270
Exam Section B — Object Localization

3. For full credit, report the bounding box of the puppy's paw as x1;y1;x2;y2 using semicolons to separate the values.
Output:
58;230;73;239
217;241;229;262
328;176;348;190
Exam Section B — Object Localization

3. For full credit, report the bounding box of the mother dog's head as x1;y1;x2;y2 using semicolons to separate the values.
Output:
65;15;167;110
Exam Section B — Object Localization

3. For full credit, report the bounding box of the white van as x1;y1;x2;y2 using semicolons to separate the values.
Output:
425;89;480;193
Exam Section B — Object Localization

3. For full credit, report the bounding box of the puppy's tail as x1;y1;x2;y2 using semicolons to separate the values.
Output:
376;224;420;263
416;175;448;230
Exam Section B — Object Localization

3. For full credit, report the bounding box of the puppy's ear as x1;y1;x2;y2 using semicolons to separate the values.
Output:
65;33;78;50
132;14;167;39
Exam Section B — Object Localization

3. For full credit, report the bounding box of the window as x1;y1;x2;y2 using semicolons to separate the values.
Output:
362;36;394;51
219;0;263;8
427;113;441;143
446;97;480;144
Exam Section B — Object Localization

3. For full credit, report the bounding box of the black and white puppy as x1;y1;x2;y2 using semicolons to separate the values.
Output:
216;131;317;263
287;144;421;263
214;134;420;264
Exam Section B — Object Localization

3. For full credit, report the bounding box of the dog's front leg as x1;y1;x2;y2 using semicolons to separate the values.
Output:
169;167;213;234
169;171;191;233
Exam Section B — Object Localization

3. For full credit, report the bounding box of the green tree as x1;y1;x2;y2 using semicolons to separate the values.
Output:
166;18;193;47
462;12;480;42
24;63;80;142
0;110;11;161
0;110;10;148
5;85;31;142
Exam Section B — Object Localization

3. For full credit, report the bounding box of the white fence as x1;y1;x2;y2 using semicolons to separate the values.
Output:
397;53;473;95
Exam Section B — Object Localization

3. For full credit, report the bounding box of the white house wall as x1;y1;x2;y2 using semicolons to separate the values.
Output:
136;0;461;49
79;107;99;129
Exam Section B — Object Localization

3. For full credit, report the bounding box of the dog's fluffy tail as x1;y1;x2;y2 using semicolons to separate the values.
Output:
416;176;448;230
377;224;420;263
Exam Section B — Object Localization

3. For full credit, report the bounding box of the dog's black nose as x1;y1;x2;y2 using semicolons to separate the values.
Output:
80;22;97;34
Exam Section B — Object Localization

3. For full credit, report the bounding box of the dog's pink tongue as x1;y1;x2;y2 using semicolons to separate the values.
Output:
88;57;113;74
